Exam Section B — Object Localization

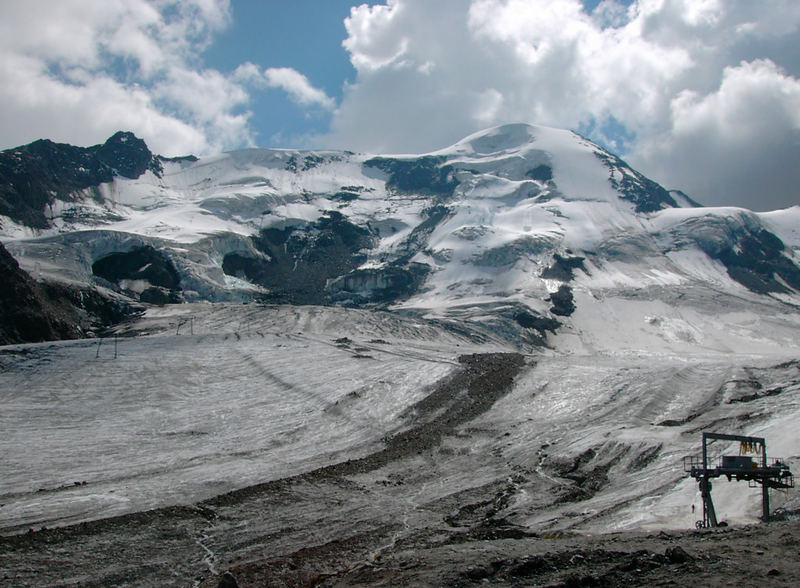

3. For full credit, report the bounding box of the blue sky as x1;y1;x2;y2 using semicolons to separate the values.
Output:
200;0;632;150
0;0;799;210
203;1;361;146
198;0;635;151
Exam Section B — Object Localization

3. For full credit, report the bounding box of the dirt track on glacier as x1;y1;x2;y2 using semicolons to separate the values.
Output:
2;351;799;587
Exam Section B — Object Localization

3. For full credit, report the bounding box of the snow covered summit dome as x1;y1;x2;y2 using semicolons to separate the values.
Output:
445;123;541;155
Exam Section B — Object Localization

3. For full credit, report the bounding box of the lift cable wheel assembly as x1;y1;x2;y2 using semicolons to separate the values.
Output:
683;432;794;529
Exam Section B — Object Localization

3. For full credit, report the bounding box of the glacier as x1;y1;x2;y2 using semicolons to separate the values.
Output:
1;123;799;585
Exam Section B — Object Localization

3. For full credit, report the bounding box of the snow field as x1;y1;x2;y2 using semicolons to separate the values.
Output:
0;307;466;534
3;302;798;537
2;123;800;540
473;354;800;532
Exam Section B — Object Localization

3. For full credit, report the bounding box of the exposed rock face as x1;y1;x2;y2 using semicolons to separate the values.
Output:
513;310;561;341
0;131;159;229
542;254;586;282
95;131;160;179
548;285;576;316
526;164;553;182
364;156;458;196
594;150;680;213
222;212;375;305
666;213;800;295
0;241;140;344
92;245;182;303
0;241;79;343
713;228;800;294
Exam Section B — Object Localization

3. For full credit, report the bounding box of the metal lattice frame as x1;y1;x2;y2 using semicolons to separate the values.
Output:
683;433;794;528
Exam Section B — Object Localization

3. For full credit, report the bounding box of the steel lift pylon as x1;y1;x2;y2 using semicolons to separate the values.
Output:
683;433;794;528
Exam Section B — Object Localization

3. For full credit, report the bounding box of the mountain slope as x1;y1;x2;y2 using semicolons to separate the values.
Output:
0;240;80;343
1;123;799;353
0;131;165;229
0;240;139;344
2;125;799;586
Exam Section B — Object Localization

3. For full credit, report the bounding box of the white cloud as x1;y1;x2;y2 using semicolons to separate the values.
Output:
2;0;799;211
632;59;800;209
0;51;210;155
322;0;800;210
0;0;247;156
263;68;335;111
325;0;697;151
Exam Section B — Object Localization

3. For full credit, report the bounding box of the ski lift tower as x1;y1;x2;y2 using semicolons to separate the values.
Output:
683;432;793;528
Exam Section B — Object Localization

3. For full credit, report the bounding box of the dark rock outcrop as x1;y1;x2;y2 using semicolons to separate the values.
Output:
549;285;576;316
542;254;586;281
526;164;553;182
0;241;80;344
0;131;159;229
513;310;561;345
364;155;457;196
223;211;376;305
595;150;678;213
92;245;181;291
714;228;800;294
0;241;139;344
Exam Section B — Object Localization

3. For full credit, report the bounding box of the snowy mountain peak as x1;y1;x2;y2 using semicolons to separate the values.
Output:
432;122;679;213
441;122;543;155
2;126;800;354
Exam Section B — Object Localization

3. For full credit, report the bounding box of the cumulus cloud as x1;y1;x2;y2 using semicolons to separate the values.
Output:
263;68;336;111
633;59;800;209
233;63;336;114
323;0;800;210
0;0;246;156
2;0;799;210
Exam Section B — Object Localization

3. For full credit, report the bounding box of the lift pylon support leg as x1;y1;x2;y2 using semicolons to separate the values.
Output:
699;476;717;528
